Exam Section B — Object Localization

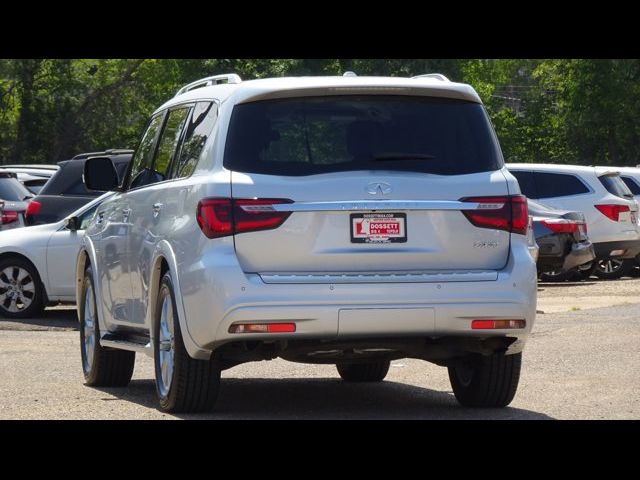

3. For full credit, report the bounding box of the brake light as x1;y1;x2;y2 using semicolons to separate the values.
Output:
595;204;630;222
197;198;292;239
460;195;528;235
1;211;19;224
26;200;42;217
541;219;579;234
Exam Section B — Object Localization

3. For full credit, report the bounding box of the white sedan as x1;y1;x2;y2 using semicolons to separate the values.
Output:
0;193;113;318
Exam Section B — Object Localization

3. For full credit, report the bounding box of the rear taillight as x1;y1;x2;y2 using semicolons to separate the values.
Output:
228;322;296;334
595;204;630;222
26;200;42;217
1;211;19;224
541;219;579;234
197;198;292;239
460;195;528;235
471;319;526;330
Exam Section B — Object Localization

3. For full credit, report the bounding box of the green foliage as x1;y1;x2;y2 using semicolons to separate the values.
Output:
1;59;639;166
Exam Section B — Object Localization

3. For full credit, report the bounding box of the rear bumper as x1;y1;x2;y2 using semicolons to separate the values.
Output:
593;240;640;259
178;241;537;360
537;238;595;273
562;241;596;271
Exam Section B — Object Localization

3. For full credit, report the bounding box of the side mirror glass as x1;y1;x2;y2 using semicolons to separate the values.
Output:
66;216;81;231
84;156;120;191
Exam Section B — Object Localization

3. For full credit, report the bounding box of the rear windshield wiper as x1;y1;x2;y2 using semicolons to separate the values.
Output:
371;152;436;161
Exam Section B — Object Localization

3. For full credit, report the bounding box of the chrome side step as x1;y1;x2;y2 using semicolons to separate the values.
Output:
100;333;151;353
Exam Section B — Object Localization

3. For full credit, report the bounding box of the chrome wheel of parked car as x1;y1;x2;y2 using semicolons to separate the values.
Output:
594;258;632;280
154;272;220;413
157;293;175;398
0;266;34;312
82;284;96;373
0;258;44;319
79;265;135;386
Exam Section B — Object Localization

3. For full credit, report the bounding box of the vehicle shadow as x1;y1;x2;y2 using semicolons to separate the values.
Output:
0;307;78;331
97;377;554;420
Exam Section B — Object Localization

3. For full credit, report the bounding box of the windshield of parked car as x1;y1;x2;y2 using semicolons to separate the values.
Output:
224;95;504;176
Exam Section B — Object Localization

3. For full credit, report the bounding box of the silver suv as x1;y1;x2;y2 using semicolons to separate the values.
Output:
77;73;537;413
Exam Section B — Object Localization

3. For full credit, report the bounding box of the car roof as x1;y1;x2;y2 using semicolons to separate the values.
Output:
0;164;59;170
156;75;482;113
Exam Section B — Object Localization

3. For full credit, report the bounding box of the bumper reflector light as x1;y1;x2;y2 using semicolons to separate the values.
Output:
471;319;526;330
229;323;296;334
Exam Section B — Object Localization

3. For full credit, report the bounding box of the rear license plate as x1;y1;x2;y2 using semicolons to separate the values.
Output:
350;213;407;243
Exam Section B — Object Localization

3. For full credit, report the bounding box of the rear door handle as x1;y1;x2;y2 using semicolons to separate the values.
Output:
152;203;163;218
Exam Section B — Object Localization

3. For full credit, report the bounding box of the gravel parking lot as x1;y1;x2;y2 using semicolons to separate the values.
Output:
1;278;639;420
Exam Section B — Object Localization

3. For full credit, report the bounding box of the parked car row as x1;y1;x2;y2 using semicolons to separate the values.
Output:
508;164;640;281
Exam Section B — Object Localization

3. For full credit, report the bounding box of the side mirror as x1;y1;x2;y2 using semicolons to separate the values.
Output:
84;156;120;191
66;216;81;231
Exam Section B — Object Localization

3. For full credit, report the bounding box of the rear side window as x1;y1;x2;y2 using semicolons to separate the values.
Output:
224;96;503;176
599;174;634;199
621;175;640;195
0;177;32;201
172;101;218;178
153;106;191;181
534;172;590;199
510;171;537;198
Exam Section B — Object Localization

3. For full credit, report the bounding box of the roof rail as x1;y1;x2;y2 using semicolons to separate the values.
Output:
175;74;242;97
411;73;450;82
71;149;134;160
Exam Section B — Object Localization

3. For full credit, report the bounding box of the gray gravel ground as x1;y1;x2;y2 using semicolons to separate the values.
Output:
1;279;639;419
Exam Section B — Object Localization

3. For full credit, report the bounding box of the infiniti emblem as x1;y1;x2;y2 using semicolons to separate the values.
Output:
366;182;392;195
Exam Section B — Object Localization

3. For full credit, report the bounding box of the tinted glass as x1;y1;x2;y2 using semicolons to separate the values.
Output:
510;170;537;198
172;102;218;178
153;107;191;181
599;174;634;199
621;176;640;195
224;96;503;176
0;177;33;201
534;172;589;199
79;203;100;229
128;114;164;189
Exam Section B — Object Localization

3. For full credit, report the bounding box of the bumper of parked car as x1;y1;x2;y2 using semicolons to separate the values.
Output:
178;241;538;360
593;239;640;259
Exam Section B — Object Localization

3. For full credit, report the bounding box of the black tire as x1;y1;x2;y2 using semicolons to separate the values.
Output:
539;270;577;282
577;263;596;280
154;272;220;413
0;256;45;319
79;265;135;387
336;360;390;382
593;258;633;280
448;352;522;408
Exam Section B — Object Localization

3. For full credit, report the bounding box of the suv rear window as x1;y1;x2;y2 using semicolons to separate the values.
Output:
224;96;503;176
620;175;640;195
0;177;32;201
599;174;634;199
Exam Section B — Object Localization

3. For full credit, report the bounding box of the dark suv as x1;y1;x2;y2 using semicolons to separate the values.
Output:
25;150;132;225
